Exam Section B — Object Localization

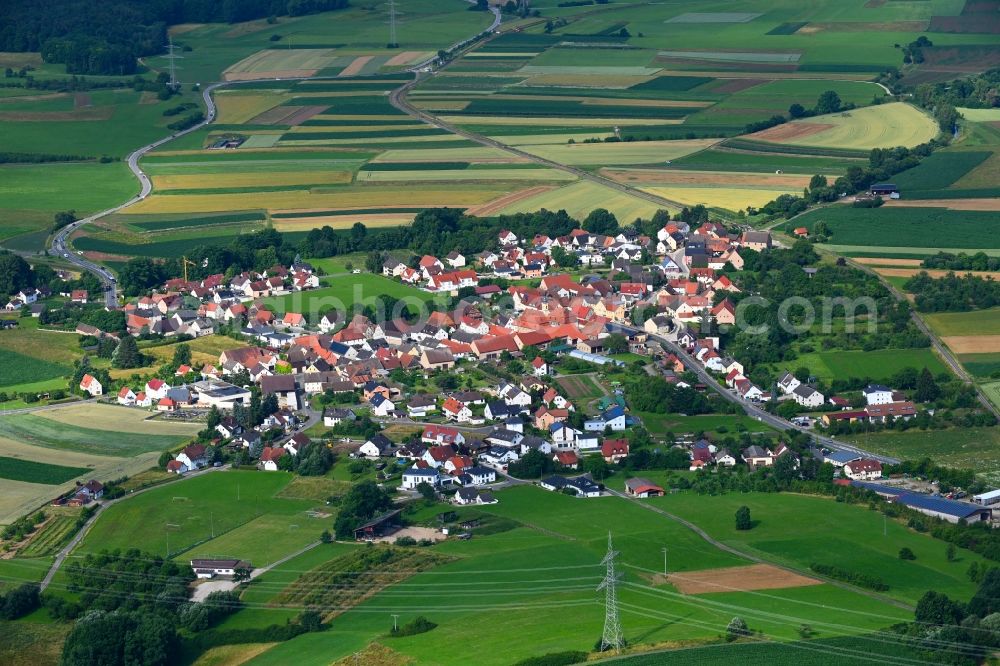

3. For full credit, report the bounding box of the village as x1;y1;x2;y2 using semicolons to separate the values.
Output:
42;217;996;535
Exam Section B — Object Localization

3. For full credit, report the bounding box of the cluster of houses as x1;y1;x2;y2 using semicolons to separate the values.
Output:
821;384;918;426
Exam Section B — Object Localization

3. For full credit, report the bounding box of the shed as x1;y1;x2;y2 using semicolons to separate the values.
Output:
353;509;403;541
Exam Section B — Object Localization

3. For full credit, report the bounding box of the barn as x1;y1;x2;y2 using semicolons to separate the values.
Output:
353;509;403;541
870;183;899;196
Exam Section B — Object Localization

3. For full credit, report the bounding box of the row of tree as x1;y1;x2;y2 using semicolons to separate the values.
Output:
905;272;1000;313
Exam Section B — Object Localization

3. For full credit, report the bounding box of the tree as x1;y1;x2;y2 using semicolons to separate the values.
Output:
914;367;941;403
334;480;393;539
726;616;749;641
320;530;332;544
111;334;143;369
946;544;956;562
788;103;806;118
899;547;916;560
206;405;222;430
815;90;842;115
171;343;191;369
365;251;385;274
416;482;436;502
299;609;323;632
735;505;752;531
157;451;172;469
968;568;1000;617
581;454;611;481
0;252;33;296
915;590;965;626
550;246;579;268
604;334;628;354
583;208;619;235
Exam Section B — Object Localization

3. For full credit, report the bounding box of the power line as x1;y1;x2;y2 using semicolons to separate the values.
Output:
597;532;624;654
388;0;399;48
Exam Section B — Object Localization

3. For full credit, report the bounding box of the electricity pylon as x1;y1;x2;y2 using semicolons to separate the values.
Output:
597;532;624;654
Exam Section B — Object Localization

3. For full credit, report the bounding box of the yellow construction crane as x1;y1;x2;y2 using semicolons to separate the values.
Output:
181;256;197;283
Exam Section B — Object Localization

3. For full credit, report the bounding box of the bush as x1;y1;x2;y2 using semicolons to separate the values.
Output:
810;563;889;591
389;615;437;637
899;547;916;560
513;652;589;666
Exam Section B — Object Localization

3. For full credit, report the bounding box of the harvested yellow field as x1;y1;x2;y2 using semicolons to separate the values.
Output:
126;188;510;214
522;73;653;88
385;51;433;67
886;198;1000;212
339;55;374;77
279;134;469;146
942;336;1000;354
273;214;413;230
373;146;518;162
0;477;67;525
0;435;125;469
441;115;680;127
357;168;574;182
214;93;286;124
38;404;201;436
224;48;339;80
519;138;720;166
191;643;279;666
751;102;938;150
498;180;669;219
500;132;614;145
640;185;793;211
851;257;923;267
603;167;817;189
152;171;353;190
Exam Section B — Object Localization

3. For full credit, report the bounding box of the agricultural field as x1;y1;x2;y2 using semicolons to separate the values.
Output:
0;458;89;485
923;308;1000;337
747;103;938;150
843;427;1000;484
794;206;1000;251
770;349;948;383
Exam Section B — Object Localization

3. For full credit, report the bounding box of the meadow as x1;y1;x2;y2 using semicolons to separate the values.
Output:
636;412;777;437
0;411;194;458
0;349;68;391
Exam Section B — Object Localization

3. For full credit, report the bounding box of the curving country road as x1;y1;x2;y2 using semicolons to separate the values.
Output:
646;332;900;464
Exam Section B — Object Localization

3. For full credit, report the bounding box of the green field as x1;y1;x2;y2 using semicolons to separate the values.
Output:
750;103;938;151
74;471;321;561
655;491;986;604
960;353;1000;378
771;348;948;382
842;427;1000;483
239;486;913;665
796;206;1000;250
0;349;69;390
261;274;436;315
923;308;1000;337
636;412;777;436
0;414;192;458
0;457;89;485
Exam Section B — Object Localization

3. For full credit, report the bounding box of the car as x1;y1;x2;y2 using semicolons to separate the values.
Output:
352;269;361;274
63;253;69;258
77;251;83;255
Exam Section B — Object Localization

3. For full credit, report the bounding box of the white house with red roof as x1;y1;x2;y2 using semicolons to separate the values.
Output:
79;374;103;397
531;356;549;376
145;378;171;400
117;387;136;405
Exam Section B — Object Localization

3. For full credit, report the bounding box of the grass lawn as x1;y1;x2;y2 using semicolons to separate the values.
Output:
0;557;52;588
261;274;437;316
0;349;69;391
636;412;777;437
771;348;948;382
75;471;321;560
654;491;986;604
924;307;1000;337
840;427;1000;483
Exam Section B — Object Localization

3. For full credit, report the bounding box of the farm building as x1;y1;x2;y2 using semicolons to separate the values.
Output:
190;558;252;579
851;482;992;524
353;509;403;541
973;489;1000;507
624;478;664;498
869;183;899;197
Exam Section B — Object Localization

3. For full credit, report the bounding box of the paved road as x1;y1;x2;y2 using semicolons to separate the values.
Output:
607;487;913;611
647;332;900;464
